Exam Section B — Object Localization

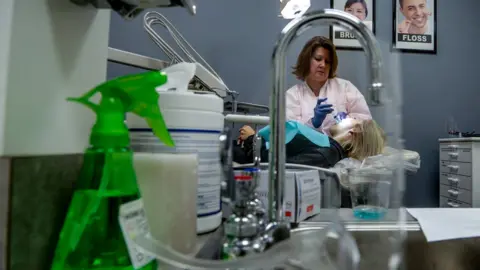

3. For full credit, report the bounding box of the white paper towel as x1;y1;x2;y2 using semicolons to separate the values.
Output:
407;208;480;242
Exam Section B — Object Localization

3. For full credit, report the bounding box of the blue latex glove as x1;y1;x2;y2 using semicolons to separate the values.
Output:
311;98;333;128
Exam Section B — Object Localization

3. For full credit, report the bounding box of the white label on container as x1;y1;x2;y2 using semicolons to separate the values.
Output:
130;130;222;216
118;199;155;269
296;170;321;221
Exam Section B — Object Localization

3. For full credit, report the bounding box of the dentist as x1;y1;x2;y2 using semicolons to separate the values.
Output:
286;36;372;135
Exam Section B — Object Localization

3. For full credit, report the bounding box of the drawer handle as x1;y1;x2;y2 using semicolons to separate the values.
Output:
448;145;459;150
447;201;459;208
447;177;459;183
447;165;459;171
448;152;459;159
448;189;459;197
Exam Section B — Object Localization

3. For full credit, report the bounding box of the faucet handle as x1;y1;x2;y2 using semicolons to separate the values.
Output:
219;127;235;202
253;135;262;168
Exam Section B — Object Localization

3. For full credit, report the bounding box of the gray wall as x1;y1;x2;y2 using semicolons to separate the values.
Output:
109;0;480;207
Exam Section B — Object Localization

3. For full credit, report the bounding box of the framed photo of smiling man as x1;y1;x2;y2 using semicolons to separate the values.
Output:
393;0;437;53
330;0;376;50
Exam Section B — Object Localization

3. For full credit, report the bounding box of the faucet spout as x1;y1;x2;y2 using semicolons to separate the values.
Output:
268;9;385;222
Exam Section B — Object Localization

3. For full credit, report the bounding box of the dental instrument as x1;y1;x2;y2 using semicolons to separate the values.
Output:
143;11;232;100
334;112;348;123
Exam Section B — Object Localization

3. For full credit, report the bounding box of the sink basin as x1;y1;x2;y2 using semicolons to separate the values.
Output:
192;209;480;270
300;209;480;270
351;229;480;270
297;223;480;270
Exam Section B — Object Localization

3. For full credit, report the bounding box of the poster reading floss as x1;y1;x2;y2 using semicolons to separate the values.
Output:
393;0;436;53
331;0;375;50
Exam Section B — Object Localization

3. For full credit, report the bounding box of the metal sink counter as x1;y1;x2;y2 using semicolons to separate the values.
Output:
192;209;480;269
194;226;224;260
300;209;480;270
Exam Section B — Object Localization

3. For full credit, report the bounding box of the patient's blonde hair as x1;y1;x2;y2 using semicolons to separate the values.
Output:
338;119;386;161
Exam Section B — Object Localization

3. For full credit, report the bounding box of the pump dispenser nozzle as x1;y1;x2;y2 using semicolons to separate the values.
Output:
68;71;175;147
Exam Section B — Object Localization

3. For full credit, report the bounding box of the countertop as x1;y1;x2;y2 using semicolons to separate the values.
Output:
303;208;420;230
307;208;416;222
191;209;480;270
439;137;480;142
193;208;420;259
194;225;225;259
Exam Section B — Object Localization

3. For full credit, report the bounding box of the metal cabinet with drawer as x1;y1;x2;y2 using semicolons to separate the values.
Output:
439;138;480;207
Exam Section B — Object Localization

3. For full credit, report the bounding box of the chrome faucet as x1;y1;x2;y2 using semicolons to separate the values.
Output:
268;8;384;225
220;132;269;257
218;8;384;262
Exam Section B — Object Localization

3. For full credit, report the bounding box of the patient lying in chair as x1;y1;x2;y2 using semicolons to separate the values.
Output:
232;118;386;168
233;118;387;208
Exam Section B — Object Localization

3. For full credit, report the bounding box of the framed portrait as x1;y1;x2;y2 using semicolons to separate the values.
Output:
392;0;437;54
330;0;376;50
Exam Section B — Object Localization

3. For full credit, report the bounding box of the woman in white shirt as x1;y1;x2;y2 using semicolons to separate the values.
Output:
286;36;372;135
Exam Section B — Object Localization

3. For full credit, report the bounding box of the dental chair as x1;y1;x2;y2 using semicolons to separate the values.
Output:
224;115;421;214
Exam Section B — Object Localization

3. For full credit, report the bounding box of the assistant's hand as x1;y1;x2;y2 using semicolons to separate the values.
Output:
238;125;255;141
311;98;333;128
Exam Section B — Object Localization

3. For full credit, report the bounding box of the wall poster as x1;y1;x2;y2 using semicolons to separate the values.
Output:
330;0;376;50
393;0;437;53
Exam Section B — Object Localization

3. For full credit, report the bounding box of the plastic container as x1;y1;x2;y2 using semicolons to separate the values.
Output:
127;63;224;234
347;169;393;220
51;70;172;270
133;152;198;254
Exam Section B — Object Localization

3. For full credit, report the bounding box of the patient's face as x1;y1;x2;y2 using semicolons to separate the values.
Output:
330;118;362;137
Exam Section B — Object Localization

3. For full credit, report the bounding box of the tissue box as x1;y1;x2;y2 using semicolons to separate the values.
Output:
256;169;321;223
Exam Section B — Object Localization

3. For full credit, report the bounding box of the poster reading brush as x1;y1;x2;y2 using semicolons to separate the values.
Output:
330;0;376;50
393;0;437;54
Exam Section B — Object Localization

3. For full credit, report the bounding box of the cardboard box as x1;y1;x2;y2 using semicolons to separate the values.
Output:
255;169;321;223
295;170;322;221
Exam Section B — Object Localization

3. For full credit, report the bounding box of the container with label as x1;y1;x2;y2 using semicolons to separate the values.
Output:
256;169;321;223
128;77;224;233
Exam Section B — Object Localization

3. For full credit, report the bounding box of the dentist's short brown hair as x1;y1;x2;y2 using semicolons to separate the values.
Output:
292;36;338;80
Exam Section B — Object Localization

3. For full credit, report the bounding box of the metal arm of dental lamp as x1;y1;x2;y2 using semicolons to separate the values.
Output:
224;114;270;125
70;0;196;19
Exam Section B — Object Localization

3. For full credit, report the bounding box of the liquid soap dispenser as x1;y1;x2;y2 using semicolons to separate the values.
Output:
50;71;174;270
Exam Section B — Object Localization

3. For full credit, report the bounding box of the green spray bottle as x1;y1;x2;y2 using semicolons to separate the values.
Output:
50;71;175;270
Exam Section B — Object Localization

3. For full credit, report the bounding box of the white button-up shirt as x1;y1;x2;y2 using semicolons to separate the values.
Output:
286;77;372;135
